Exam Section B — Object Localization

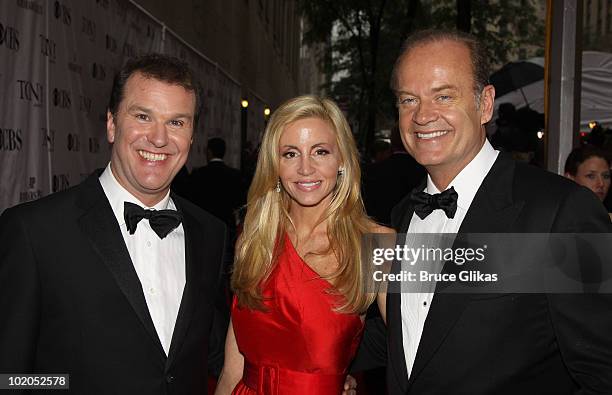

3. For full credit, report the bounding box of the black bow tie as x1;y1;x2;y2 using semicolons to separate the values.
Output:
410;186;458;220
123;201;183;239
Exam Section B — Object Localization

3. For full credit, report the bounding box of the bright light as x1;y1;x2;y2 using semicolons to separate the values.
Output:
264;107;271;116
588;121;597;129
537;131;544;139
241;99;249;108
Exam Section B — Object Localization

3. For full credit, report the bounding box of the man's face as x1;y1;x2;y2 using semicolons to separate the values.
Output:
107;72;195;206
395;39;494;184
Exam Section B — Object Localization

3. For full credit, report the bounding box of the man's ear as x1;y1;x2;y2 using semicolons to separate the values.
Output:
479;85;496;125
106;111;116;143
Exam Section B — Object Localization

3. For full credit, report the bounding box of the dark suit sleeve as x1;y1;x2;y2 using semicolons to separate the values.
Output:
207;222;230;377
207;297;229;377
0;207;40;373
350;315;388;373
547;187;612;392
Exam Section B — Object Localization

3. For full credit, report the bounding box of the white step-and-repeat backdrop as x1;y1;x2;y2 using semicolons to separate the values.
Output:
0;0;247;213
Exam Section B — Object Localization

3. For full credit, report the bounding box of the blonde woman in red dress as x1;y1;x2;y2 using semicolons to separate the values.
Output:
214;95;392;395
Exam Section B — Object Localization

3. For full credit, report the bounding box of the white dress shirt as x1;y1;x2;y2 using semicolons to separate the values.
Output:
401;140;499;377
99;164;186;356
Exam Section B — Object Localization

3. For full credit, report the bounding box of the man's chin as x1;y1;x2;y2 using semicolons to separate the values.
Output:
133;181;173;199
413;154;446;168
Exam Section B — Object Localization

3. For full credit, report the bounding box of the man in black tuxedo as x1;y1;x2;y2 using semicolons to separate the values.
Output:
191;137;247;231
0;54;226;394
353;30;612;394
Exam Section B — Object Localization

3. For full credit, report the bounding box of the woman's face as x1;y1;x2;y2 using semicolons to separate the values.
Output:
569;156;611;201
278;117;342;210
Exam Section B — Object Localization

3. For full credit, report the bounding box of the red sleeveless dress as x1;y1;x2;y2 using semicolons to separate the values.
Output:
230;234;364;395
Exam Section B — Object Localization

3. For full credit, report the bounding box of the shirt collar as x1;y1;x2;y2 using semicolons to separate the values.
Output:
99;163;173;227
426;139;499;210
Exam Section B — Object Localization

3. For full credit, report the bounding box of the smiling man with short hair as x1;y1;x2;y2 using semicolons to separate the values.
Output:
0;54;226;395
353;29;612;394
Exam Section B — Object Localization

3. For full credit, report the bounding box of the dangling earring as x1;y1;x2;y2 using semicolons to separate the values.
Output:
338;167;345;176
276;180;281;193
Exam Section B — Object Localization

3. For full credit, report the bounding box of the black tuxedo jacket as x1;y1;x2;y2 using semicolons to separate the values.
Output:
354;153;612;394
190;161;247;228
0;172;227;394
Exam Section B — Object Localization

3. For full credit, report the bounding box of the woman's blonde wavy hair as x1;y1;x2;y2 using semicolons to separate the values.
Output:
231;95;374;314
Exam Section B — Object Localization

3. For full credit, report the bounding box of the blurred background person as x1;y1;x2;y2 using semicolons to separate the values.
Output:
369;139;392;164
491;103;544;165
363;127;426;226
491;102;521;152
191;137;247;230
564;145;611;220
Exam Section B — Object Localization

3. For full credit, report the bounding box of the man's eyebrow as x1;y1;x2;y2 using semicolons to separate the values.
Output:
431;84;458;92
395;85;459;96
127;105;193;119
128;105;152;113
170;112;193;119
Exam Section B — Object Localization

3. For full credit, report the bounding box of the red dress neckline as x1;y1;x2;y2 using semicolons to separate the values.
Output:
230;232;364;394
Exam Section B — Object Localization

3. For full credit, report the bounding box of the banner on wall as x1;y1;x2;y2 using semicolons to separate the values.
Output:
0;0;244;213
0;0;48;213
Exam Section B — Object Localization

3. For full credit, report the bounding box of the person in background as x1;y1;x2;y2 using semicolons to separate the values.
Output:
565;145;611;220
370;139;392;164
191;137;247;231
363;127;426;226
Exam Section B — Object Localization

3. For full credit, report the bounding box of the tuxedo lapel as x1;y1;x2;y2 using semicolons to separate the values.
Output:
407;153;524;388
166;196;209;367
76;173;166;359
457;153;524;234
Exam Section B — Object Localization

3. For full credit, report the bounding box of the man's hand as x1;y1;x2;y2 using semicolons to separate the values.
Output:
342;374;357;395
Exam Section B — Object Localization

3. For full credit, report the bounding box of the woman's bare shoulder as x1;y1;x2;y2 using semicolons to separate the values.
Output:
368;222;396;235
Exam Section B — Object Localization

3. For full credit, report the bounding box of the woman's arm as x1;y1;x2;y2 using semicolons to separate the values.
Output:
214;319;244;395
